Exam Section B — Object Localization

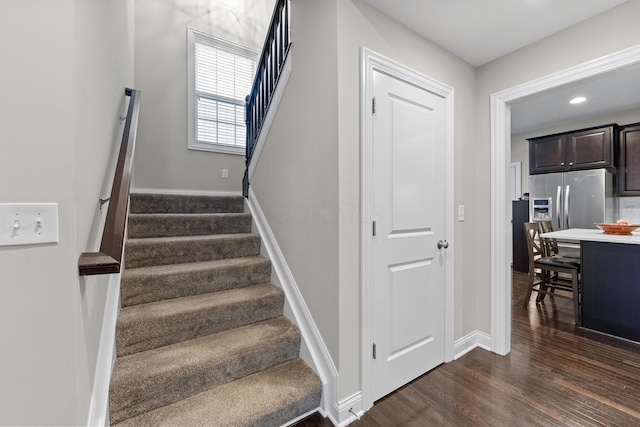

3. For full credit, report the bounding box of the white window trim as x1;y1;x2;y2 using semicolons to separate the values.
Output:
187;28;257;155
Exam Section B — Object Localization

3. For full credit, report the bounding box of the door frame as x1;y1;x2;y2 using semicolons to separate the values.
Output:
490;44;640;356
360;47;455;410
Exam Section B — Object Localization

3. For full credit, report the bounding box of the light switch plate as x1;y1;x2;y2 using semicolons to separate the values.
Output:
458;205;465;222
0;203;59;247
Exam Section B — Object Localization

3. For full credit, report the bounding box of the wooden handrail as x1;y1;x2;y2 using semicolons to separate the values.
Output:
78;88;141;276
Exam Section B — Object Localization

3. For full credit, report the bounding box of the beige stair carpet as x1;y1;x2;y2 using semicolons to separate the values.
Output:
109;193;321;426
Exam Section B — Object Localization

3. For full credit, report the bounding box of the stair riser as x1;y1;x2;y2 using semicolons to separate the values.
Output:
124;235;261;268
251;387;322;427
116;287;284;356
130;194;244;214
110;323;301;424
120;258;272;307
128;214;252;238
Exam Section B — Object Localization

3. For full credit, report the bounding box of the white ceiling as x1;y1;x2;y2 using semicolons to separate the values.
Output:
363;0;640;135
510;61;640;134
362;0;628;67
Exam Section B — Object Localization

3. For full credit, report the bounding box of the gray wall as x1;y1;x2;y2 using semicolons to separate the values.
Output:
251;0;341;372
0;0;134;424
252;0;477;400
133;0;275;192
75;0;135;423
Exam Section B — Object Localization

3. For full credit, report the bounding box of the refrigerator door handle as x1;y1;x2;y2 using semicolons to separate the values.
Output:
565;185;570;229
556;185;562;229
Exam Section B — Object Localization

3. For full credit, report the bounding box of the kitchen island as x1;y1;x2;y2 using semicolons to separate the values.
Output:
541;228;640;342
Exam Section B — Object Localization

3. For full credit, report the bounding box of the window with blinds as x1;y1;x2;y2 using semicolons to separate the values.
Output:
187;29;257;154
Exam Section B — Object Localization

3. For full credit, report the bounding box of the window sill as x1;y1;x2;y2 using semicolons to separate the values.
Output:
188;142;245;156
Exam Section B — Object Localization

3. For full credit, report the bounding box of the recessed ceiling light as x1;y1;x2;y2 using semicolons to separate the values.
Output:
570;96;586;104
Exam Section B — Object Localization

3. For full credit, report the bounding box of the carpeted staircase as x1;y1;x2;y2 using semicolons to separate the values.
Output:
109;193;322;426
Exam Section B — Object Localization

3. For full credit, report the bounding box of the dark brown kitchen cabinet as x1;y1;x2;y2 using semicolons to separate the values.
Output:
528;134;564;174
529;125;616;174
617;122;640;196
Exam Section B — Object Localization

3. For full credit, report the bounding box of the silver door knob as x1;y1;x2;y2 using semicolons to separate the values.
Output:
437;240;449;249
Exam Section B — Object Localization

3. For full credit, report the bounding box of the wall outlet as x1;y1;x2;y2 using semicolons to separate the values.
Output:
0;203;59;247
222;169;229;179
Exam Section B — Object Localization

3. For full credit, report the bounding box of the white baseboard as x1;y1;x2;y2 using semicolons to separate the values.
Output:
132;188;242;197
246;188;340;422
453;330;492;360
331;392;364;426
86;273;121;427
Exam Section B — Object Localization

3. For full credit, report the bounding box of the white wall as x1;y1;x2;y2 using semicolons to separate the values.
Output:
133;0;275;192
477;0;640;334
0;1;134;424
512;107;640;196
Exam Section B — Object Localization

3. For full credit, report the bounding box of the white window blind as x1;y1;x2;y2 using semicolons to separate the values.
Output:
188;29;257;154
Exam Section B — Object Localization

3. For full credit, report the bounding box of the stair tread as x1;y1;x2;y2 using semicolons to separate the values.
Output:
126;232;256;244
116;283;284;356
112;316;298;386
120;256;272;307
129;212;250;217
113;358;321;427
128;213;252;237
130;193;244;214
119;283;281;321
110;317;302;424
122;255;268;278
124;233;261;268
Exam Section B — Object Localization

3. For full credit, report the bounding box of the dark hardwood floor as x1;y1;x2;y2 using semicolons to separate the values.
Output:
294;271;640;426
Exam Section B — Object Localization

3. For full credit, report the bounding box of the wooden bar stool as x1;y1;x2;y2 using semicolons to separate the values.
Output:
522;222;581;324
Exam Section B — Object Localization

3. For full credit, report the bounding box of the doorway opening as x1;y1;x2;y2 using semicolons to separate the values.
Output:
490;44;640;355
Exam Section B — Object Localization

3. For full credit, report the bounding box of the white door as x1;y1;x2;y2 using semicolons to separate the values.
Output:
371;69;447;402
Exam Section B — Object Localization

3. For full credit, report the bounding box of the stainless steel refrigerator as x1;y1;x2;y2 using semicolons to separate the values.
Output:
529;169;614;232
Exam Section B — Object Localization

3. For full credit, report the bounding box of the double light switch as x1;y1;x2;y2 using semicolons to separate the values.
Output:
0;203;59;247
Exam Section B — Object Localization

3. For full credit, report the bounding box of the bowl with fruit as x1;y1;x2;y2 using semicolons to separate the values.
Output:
594;220;640;235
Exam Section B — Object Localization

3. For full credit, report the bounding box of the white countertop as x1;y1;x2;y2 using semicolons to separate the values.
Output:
540;228;640;245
